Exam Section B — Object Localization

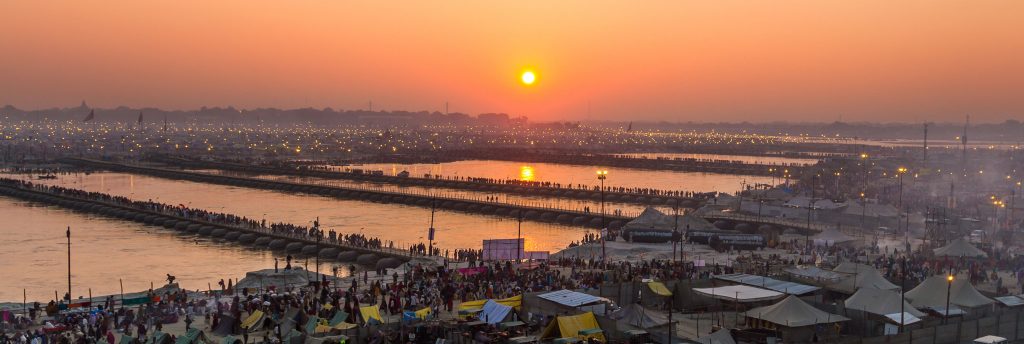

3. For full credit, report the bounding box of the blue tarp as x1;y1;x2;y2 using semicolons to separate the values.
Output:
480;300;513;325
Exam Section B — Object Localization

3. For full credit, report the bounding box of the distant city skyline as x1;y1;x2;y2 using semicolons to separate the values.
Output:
1;1;1022;123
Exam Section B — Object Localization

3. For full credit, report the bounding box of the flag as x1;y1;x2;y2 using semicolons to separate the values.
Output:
137;112;143;124
82;110;94;122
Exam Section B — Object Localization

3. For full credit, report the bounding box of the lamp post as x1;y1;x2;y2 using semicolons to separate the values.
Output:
429;199;436;257
899;258;906;333
597;170;608;267
805;174;816;253
897;167;907;233
66;226;71;302
945;274;954;323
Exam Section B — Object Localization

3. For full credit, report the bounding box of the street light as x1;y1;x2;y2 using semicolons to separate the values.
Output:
945;274;954;322
897;167;907;233
597;170;608;267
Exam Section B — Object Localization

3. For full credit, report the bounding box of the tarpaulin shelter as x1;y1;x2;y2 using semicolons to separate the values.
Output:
537;289;610;315
147;331;171;344
305;316;321;334
933;238;988;258
119;335;135;344
540;312;605;341
328;311;349;327
212;314;240;336
697;328;737;344
401;307;432;323
714;273;819;295
479;300;515;325
240;310;265;332
283;329;305;344
647;282;673;297
458;295;523;312
905;276;993;310
607;303;668;329
174;329;206;344
360;305;383;325
813;228;858;246
844;287;925;318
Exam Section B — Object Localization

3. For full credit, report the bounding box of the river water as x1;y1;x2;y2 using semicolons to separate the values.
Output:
0;159;773;302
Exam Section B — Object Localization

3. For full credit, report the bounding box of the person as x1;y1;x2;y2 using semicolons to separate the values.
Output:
167;274;176;284
274;258;279;273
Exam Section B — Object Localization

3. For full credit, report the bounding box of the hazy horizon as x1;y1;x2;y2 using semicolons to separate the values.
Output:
2;1;1022;123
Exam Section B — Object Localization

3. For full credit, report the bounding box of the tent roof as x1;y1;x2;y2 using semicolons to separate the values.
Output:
828;268;900;294
697;328;737;344
745;296;848;327
539;289;604;307
480;300;514;325
714;273;820;295
832;262;876;274
623;207;715;231
540;312;605;341
905;276;994;309
813;228;857;244
784;266;845;283
933;238;988;258
608;303;669;329
845;287;925;318
693;285;784;303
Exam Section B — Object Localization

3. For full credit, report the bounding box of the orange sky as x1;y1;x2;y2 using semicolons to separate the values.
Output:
1;1;1022;122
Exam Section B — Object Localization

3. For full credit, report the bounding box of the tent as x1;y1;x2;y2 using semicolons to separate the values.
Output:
647;282;673;297
844;287;925;318
608;303;669;329
784;266;845;283
905;276;993;309
212;314;240;336
401;307;432;323
813;228;858;246
240;310;265;332
119;335;135;344
477;300;514;324
832;262;876;274
328;311;349;327
539;312;605;341
457;294;522;314
828;268;900;294
693;285;784;303
222;336;242;344
282;329;305;344
933;238;988;258
360;305;383;324
745;296;849;327
147;331;171;344
622;207;715;243
305;316;321;334
697;328;737;344
174;329;206;344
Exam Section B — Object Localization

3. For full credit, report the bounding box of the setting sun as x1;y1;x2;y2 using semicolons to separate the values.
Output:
520;71;536;85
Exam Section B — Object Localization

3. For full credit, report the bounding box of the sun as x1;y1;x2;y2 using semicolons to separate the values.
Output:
520;70;536;85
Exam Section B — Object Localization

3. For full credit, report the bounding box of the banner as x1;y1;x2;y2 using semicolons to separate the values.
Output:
482;239;525;261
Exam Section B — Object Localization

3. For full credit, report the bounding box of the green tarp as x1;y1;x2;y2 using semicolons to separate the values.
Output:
174;329;204;344
122;296;153;306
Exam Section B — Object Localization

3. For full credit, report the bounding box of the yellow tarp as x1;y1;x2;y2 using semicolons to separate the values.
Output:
360;305;383;323
240;310;264;329
457;294;523;313
315;322;357;333
414;307;431;319
647;282;673;296
540;312;605;341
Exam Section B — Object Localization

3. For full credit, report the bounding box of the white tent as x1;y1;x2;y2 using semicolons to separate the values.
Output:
624;207;716;231
745;296;849;327
933;238;987;258
905;276;993;309
479;300;514;325
607;303;669;329
845;287;925;318
697;328;737;344
828;267;900;294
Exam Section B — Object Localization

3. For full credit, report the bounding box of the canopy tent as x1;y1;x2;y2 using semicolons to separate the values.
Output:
745;296;849;327
608;303;669;329
933;238;988;258
905;276;994;309
828;268;900;294
479;300;515;325
697;328;737;344
813;228;858;246
174;329;206;344
540;312;605;341
693;285;784;303
844;287;925;318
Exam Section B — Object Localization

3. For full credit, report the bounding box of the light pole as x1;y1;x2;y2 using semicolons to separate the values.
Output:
897;167;907;233
899;258;906;333
945;274;954;323
428;199;436;257
597;170;608;267
66;226;71;302
805;174;816;253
